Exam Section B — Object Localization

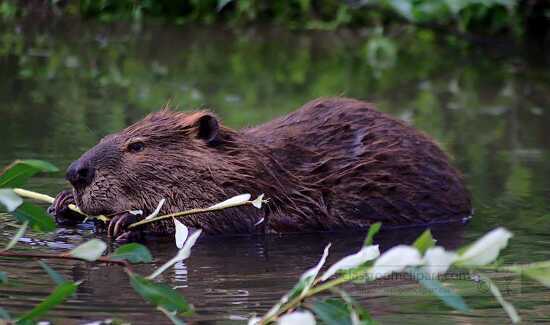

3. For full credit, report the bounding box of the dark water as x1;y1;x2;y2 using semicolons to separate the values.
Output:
1;20;550;324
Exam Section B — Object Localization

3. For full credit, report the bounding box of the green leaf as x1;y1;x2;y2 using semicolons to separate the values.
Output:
110;243;153;263
506;261;550;287
38;261;67;285
0;160;58;188
17;282;78;322
263;278;309;320
312;298;352;325
3;221;28;251
412;229;436;254
288;279;308;300
130;274;192;315
479;274;521;323
331;288;377;324
69;239;107;262
13;202;56;232
364;222;382;246
407;267;469;312
0;307;10;320
0;271;7;284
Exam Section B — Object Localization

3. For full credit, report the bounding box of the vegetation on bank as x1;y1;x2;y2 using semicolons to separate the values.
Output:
1;160;550;324
2;0;548;36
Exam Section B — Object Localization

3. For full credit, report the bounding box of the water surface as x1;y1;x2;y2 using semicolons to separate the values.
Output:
1;20;549;324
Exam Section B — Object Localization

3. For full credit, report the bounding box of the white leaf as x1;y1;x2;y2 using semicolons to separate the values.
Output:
173;217;189;249
254;217;265;226
4;221;28;251
321;245;380;281
209;194;251;209
251;194;265;209
422;246;457;276
175;228;202;260
301;244;331;281
456;228;513;266
148;229;202;279
300;243;331;296
368;245;422;280
129;210;143;216
144;198;166;220
0;189;23;212
277;310;316;325
69;239;107;262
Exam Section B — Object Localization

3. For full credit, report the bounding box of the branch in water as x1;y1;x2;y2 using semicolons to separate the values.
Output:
0;250;132;269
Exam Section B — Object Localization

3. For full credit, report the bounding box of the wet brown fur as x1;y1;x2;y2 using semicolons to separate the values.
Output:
70;97;471;235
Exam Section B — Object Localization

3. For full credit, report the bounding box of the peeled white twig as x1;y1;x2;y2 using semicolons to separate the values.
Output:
13;188;112;222
128;193;268;229
13;188;87;217
12;188;55;204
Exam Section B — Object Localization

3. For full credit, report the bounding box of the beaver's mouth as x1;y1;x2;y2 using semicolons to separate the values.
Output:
72;175;119;216
73;188;115;216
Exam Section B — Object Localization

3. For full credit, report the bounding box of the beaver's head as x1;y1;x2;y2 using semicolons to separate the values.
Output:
66;110;234;216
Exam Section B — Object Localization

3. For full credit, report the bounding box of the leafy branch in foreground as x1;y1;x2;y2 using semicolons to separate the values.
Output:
0;227;201;324
250;225;550;324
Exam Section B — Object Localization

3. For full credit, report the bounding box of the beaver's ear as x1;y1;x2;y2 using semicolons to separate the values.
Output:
192;113;219;145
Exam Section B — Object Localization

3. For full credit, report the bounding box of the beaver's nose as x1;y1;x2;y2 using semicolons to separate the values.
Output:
66;159;95;188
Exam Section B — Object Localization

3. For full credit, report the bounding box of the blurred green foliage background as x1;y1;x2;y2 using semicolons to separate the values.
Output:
2;0;549;37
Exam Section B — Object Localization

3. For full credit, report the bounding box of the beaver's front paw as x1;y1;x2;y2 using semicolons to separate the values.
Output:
107;212;143;243
48;190;86;226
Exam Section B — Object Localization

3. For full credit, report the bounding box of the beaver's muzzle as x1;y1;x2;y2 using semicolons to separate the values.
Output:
66;158;95;189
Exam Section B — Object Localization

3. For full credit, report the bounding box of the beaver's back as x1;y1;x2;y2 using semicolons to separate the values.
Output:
245;97;471;231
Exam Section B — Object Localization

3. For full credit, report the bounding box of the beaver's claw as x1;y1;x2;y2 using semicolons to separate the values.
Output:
107;212;143;243
48;190;86;226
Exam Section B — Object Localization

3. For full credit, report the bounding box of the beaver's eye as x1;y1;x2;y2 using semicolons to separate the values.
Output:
127;141;145;153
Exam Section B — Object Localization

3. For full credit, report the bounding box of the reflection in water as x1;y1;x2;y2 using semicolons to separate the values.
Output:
173;260;189;288
0;19;549;324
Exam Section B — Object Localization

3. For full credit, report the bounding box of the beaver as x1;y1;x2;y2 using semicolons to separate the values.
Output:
49;97;471;242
